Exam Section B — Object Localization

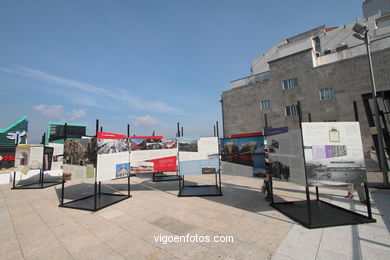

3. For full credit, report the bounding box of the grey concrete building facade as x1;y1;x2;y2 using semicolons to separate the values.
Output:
221;13;390;156
363;0;390;18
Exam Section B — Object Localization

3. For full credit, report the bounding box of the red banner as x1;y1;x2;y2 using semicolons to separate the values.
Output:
130;136;163;140
231;132;263;138
97;131;127;139
149;156;176;172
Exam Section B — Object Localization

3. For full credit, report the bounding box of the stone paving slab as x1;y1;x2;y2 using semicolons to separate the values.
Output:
0;173;389;259
272;184;390;260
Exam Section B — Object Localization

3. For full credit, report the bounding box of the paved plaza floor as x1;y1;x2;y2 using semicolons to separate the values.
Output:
0;173;389;259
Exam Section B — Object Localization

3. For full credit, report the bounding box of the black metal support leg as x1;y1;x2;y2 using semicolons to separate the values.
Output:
305;186;312;225
61;177;65;206
270;177;274;204
12;171;16;189
178;174;182;196
40;169;44;188
219;173;222;192
94;181;97;210
127;174;131;197
364;182;373;219
316;186;319;200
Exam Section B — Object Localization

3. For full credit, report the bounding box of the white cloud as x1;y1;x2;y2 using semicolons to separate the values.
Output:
1;66;183;115
32;105;86;122
68;109;86;121
32;104;64;121
129;115;158;127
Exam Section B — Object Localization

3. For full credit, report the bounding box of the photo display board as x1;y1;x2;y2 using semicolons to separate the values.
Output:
265;127;306;185
48;143;64;170
178;136;219;175
14;145;54;173
220;135;265;177
63;137;97;181
43;146;54;171
96;131;130;181
302;122;367;186
130;136;177;174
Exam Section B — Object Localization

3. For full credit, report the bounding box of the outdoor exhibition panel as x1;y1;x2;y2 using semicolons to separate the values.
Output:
60;126;131;212
266;127;306;185
130;136;179;182
302;122;367;187
220;135;265;177
97;131;130;181
268;119;375;229
177;136;222;197
12;133;62;189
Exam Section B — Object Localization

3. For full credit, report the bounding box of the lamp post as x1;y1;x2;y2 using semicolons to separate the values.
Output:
353;22;389;186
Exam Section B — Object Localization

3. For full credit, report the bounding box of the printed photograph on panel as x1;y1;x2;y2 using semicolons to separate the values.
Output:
266;127;306;185
116;163;130;178
130;138;163;150
302;122;367;186
64;138;97;166
97;139;129;154
178;139;198;152
220;136;265;177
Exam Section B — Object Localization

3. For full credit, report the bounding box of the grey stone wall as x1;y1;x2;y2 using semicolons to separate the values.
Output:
363;0;390;18
222;47;390;156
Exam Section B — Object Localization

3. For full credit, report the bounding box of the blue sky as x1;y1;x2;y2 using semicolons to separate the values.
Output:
0;0;362;143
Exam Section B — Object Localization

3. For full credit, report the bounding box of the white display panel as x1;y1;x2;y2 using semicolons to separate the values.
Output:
267;128;306;186
302;122;367;186
178;137;220;175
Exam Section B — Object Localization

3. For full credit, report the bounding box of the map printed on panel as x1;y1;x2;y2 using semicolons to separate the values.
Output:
302;122;367;186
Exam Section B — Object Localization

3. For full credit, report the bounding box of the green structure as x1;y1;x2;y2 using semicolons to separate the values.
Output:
46;122;87;144
0;115;28;146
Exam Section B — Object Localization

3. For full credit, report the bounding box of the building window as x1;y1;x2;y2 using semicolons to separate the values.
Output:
260;100;271;110
313;37;321;53
319;88;334;100
283;78;298;90
285;104;298;116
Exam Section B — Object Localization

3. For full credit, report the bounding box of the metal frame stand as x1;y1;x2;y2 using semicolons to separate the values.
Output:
178;133;223;197
152;171;181;182
270;102;376;229
178;170;222;197
58;121;131;212
12;133;62;190
271;184;375;229
59;174;131;212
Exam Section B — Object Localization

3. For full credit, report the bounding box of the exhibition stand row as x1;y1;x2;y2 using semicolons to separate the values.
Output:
9;115;376;229
11;120;224;211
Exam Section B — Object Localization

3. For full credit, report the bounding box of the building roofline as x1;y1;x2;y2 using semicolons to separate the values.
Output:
0;115;28;133
268;48;313;63
46;122;87;144
47;122;87;127
230;71;270;83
